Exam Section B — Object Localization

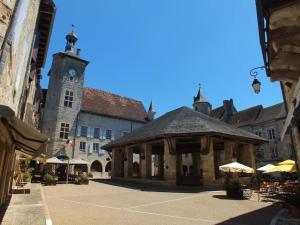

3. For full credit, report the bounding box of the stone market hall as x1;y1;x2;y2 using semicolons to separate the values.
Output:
103;107;266;186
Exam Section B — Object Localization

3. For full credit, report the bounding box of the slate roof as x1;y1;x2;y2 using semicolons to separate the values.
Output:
231;105;263;127
103;107;266;149
211;106;224;120
253;103;286;124
81;88;147;123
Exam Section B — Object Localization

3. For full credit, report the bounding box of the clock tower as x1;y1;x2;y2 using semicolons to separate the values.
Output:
42;31;89;157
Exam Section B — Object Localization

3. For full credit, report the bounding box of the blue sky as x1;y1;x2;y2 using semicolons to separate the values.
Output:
42;0;283;116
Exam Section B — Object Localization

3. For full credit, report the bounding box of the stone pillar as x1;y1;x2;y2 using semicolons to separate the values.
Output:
244;144;256;169
201;137;215;185
111;149;116;177
127;147;133;177
192;152;201;176
0;150;12;205
123;148;128;177
163;139;176;183
140;144;151;179
224;141;234;163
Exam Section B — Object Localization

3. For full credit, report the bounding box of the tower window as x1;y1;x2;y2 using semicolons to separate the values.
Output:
64;90;73;108
59;123;70;139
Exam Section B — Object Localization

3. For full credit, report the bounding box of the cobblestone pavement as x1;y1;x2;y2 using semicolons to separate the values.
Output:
1;183;48;225
43;180;281;225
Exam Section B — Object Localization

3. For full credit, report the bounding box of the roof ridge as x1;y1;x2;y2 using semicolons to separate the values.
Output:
234;105;262;114
83;87;143;103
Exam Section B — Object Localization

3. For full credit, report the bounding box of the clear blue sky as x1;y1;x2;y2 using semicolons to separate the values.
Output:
42;0;283;116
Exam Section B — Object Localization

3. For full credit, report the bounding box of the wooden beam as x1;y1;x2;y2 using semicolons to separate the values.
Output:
269;69;300;82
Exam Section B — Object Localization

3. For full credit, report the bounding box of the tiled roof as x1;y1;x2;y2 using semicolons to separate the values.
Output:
103;107;266;149
253;103;286;124
231;105;262;127
81;88;147;123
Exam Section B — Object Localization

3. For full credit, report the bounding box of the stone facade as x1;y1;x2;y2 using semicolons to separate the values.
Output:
0;0;55;207
42;33;148;176
210;97;293;167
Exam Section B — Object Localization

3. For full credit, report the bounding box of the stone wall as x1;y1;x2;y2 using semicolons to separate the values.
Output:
0;0;41;115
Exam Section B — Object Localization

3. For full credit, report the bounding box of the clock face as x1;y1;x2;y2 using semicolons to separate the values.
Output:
68;68;76;77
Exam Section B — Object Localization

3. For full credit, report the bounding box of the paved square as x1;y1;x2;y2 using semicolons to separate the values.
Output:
43;180;280;225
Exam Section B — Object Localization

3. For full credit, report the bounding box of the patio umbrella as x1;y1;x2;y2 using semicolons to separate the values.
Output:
264;160;296;173
46;157;65;164
219;162;254;173
257;164;275;172
69;159;89;165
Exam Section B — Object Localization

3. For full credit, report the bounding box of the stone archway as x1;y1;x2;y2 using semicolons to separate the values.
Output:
91;160;102;172
105;161;111;172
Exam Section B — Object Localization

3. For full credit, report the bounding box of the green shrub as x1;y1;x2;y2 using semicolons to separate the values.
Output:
226;181;243;199
75;173;89;184
87;172;93;178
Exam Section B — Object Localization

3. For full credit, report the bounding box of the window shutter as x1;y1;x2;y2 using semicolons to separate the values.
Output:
100;128;105;140
111;130;115;140
87;127;91;138
77;126;81;137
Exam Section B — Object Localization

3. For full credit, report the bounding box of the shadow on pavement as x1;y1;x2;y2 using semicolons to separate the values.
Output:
91;178;221;193
216;203;281;225
0;195;11;224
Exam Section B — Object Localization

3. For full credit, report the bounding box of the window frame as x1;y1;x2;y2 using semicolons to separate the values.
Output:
92;143;100;153
105;129;112;140
80;126;88;137
79;141;86;152
93;128;100;139
267;128;276;140
59;123;70;139
64;90;74;108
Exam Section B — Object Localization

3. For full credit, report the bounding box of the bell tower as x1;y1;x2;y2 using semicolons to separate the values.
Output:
193;85;212;115
42;29;89;157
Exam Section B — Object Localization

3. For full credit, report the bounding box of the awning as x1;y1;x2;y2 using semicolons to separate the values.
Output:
46;157;65;164
257;164;275;172
281;78;300;141
0;105;48;157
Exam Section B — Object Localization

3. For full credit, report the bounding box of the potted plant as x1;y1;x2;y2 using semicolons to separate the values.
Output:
285;192;300;218
75;173;89;185
23;171;32;183
225;181;244;199
87;172;93;179
43;173;58;186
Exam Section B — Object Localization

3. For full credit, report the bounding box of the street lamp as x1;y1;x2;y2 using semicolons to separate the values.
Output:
250;66;265;94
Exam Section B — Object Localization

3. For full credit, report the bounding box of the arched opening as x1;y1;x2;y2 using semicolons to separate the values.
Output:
105;161;111;172
91;160;102;172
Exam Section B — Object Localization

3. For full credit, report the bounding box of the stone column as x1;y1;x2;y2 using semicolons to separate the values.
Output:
201;137;215;185
163;139;176;183
244;144;256;169
224;141;234;163
140;144;151;179
111;149;116;177
127;147;133;177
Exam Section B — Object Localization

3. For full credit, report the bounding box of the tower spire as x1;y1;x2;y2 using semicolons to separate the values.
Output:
65;24;78;53
193;84;211;114
147;101;156;121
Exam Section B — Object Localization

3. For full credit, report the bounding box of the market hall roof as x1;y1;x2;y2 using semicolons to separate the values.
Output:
81;87;147;123
103;107;266;149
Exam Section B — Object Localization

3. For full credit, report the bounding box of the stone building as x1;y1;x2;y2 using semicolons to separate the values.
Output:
0;0;55;207
212;101;293;167
193;88;293;167
255;0;300;176
42;32;151;176
104;107;264;187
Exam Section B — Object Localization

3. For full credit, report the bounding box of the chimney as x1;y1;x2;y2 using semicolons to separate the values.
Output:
223;99;234;123
76;48;81;57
